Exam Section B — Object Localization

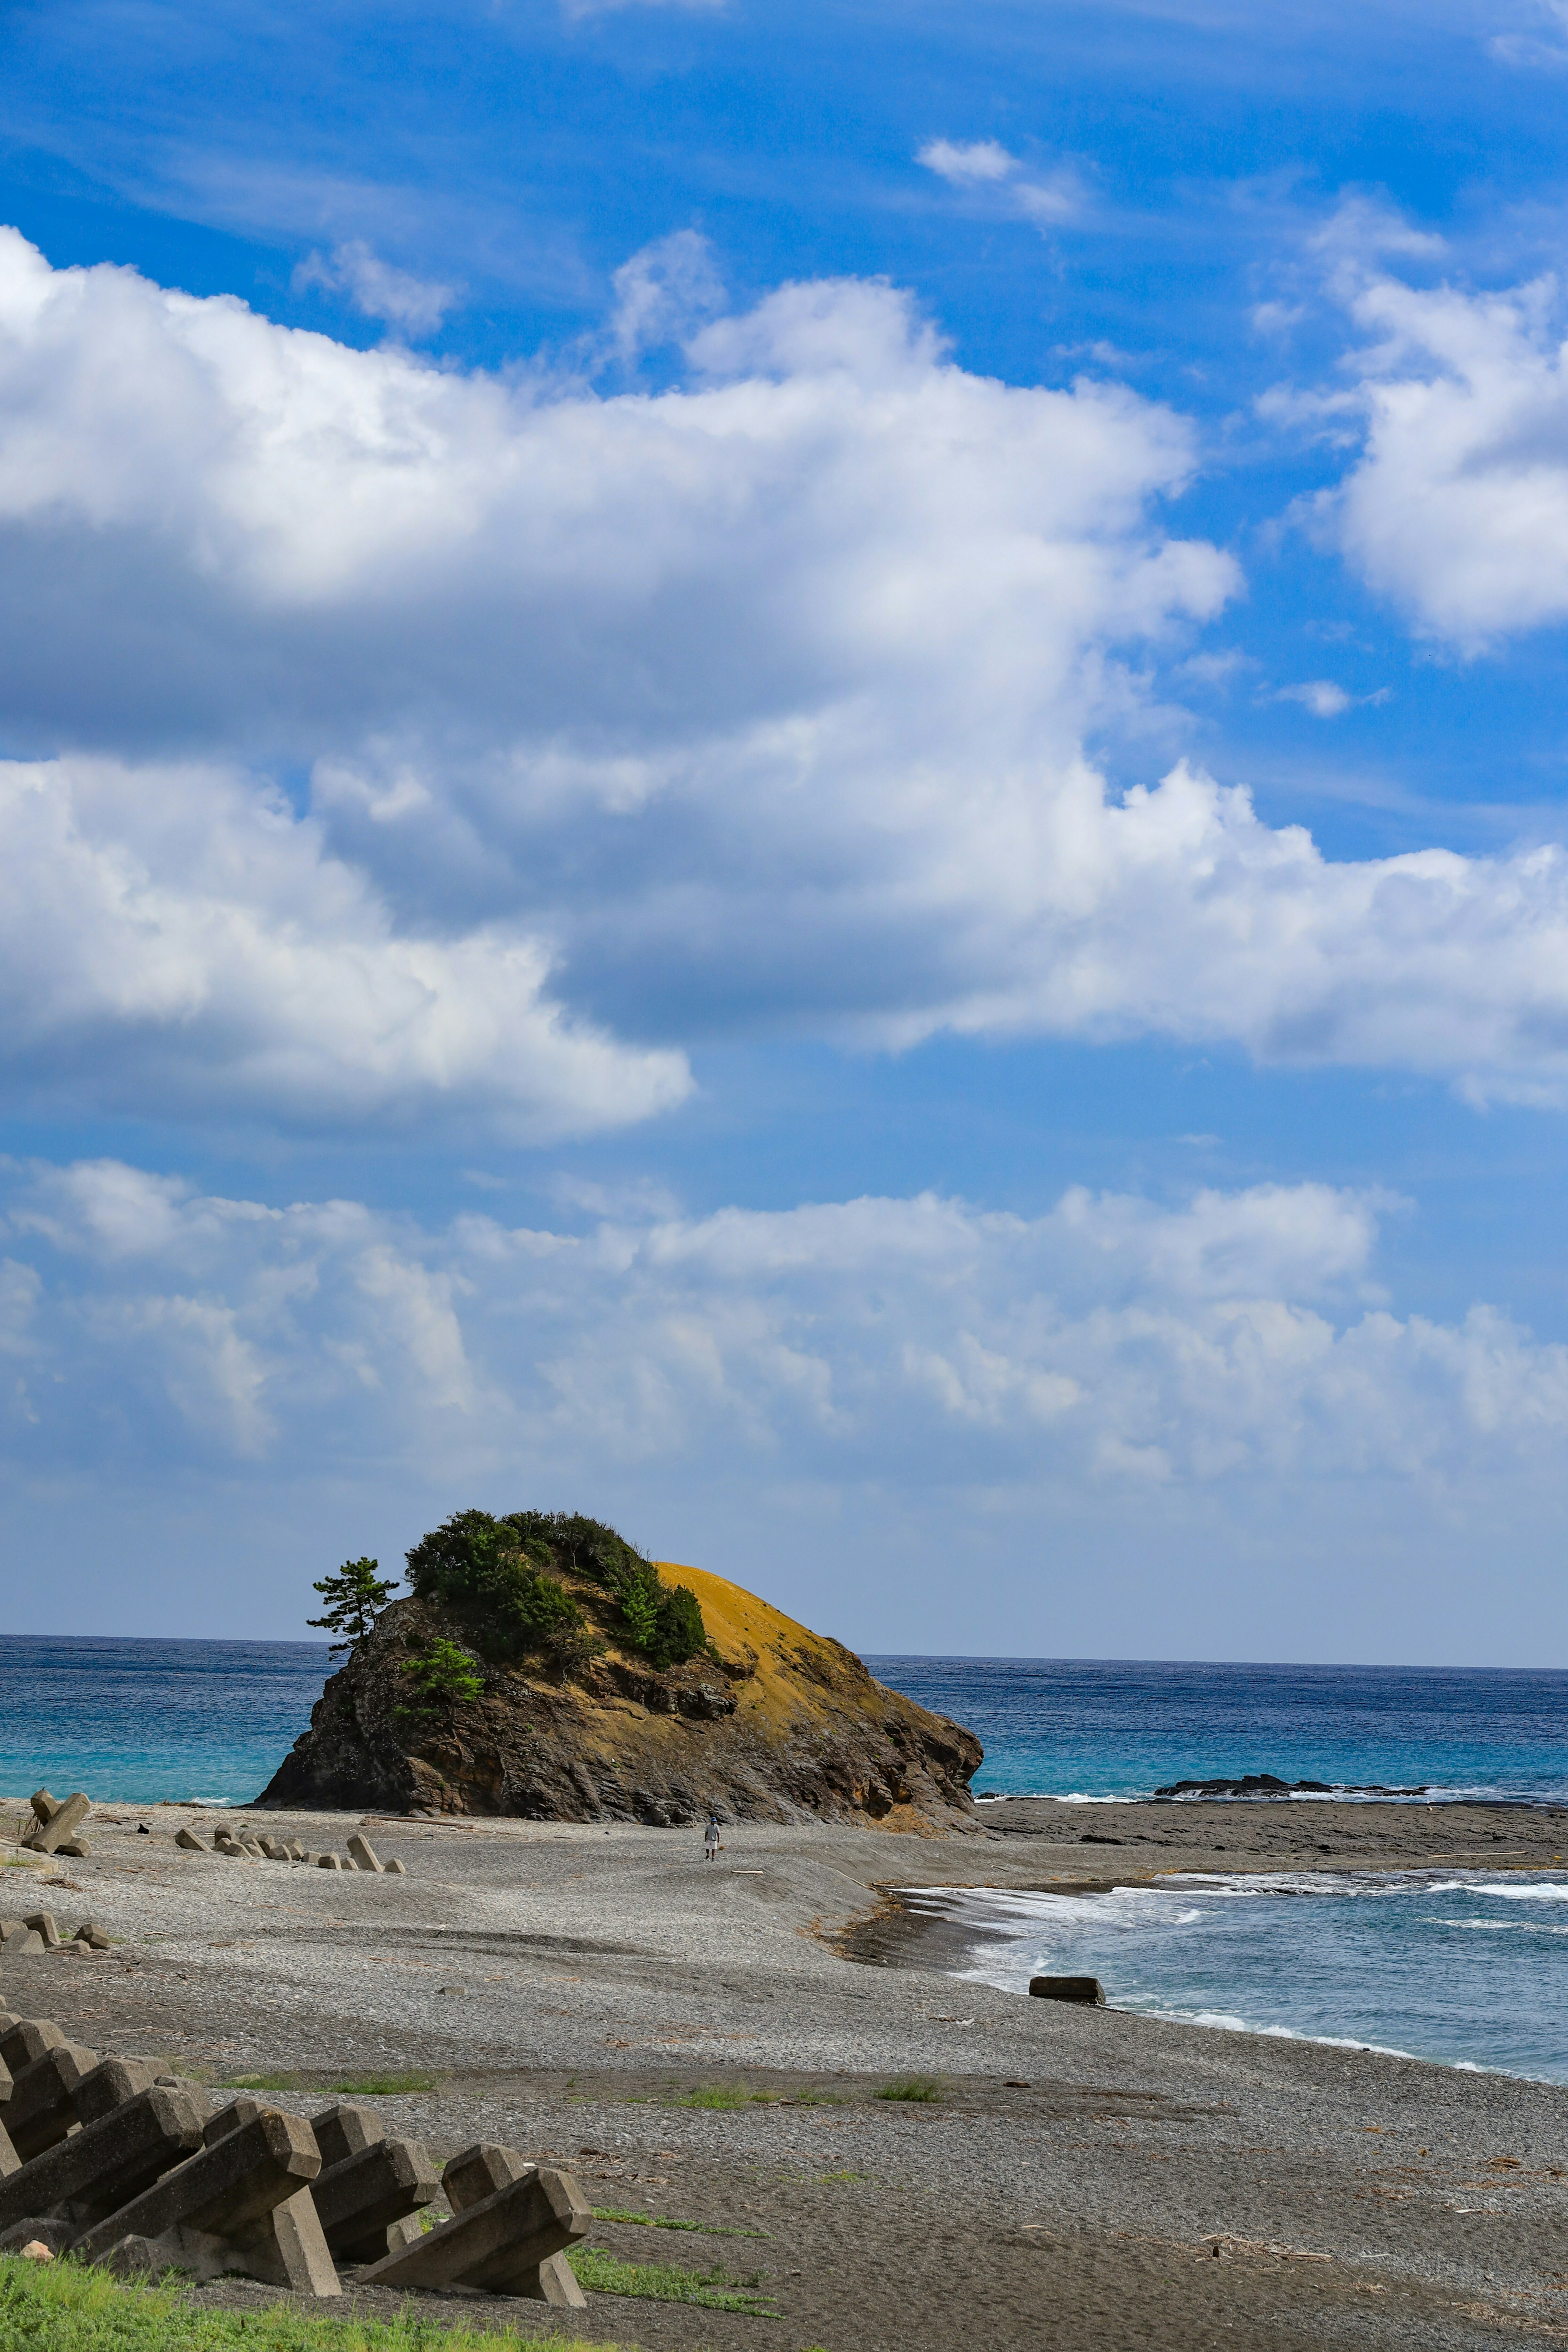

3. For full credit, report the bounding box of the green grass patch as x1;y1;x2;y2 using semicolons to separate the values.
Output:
875;2077;941;2103
672;2086;750;2110
0;2254;616;2348
592;2208;771;2239
220;2074;433;2098
325;2075;433;2097
568;2248;777;2315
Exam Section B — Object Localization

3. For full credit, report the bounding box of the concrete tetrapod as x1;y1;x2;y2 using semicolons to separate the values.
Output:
6;2045;100;2160
78;2105;340;2296
24;1793;90;1857
307;2105;440;2262
359;2142;590;2301
0;2084;208;2234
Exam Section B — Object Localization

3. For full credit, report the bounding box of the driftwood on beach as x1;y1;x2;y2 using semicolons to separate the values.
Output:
0;2007;591;2301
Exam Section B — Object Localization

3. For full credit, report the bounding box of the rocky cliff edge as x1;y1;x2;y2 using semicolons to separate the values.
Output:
257;1561;983;1832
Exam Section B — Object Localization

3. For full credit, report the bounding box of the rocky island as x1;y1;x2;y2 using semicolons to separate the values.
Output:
258;1510;982;1829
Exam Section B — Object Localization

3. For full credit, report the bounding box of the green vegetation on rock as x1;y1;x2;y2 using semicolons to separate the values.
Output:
307;1557;402;1655
397;1637;484;1719
403;1509;708;1675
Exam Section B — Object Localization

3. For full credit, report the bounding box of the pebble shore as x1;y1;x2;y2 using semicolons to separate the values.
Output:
4;1794;1567;2348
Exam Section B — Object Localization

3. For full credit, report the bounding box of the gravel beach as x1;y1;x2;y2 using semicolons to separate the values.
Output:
6;1795;1568;2348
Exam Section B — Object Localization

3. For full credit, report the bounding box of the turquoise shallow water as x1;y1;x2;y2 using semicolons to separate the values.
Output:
865;1655;1568;1802
6;1638;1568;2076
0;1635;331;1806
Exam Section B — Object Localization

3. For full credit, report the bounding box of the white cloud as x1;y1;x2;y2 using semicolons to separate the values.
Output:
4;1156;1568;1653
917;138;1082;227
1278;679;1352;716
1305;256;1568;645
11;230;1568;1115
919;138;1018;187
292;240;456;334
0;756;690;1138
606;230;725;360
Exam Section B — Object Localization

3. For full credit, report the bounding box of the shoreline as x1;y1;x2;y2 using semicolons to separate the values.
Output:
4;1797;1568;2344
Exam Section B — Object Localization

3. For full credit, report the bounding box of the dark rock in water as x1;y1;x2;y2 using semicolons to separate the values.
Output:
1153;1773;1428;1799
1029;1975;1106;2005
258;1566;982;1831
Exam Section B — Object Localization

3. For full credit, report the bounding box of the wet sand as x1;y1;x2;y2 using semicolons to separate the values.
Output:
5;1795;1568;2348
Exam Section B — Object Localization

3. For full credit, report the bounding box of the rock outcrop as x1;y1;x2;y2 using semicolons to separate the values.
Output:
258;1562;982;1831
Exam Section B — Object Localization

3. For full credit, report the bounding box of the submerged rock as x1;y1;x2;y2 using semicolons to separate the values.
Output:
1153;1773;1429;1798
258;1561;982;1831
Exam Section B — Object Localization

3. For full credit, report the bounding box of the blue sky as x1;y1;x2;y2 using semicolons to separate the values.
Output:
4;0;1568;1659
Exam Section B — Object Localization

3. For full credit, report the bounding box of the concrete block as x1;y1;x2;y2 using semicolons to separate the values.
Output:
359;2160;589;2295
312;2133;439;2262
0;1922;29;1945
310;2104;383;2170
74;1923;111;1953
525;2250;588;2306
7;2044;98;2160
439;2144;588;2299
174;1828;208;1852
27;1796;90;1858
0;2085;207;2232
28;1792;59;1827
5;1933;44;1957
1028;1974;1106;2005
443;2143;525;2209
385;2212;424;2253
94;2234;169;2279
72;2057;164;2127
0;2114;18;2177
0;2218;71;2256
346;1835;382;1873
316;1853;343;1870
56;1842;90;1861
0;2021;65;2076
204;2097;263;2145
74;2105;324;2263
22;1915;60;1952
286;1842;306;1862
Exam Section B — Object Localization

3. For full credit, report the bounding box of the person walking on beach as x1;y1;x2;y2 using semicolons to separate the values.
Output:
703;1813;723;1861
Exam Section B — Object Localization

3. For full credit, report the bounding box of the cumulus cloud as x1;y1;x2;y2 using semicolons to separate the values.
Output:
11;229;1568;1117
1303;257;1568;645
606;229;726;361
0;756;689;1137
2;1153;1563;1522
917;137;1082;227
8;1152;1568;1648
292;240;456;334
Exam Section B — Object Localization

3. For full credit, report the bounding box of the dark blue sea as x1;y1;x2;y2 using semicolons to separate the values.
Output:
6;1640;1568;2080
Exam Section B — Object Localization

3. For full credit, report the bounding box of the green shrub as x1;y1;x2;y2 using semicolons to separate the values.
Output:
875;2076;942;2102
398;1637;483;1717
403;1509;706;1674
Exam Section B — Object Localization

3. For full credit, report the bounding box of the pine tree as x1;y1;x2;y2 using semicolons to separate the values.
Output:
307;1556;401;1653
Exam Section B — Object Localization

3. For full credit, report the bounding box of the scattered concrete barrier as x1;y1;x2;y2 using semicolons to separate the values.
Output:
5;2044;100;2160
77;2103;336;2293
22;1792;91;1858
360;2141;590;2299
0;2009;559;2303
1028;1974;1107;2005
307;2102;439;2260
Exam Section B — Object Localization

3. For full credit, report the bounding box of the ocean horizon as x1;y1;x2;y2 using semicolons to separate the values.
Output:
3;1636;1566;1810
4;1635;1567;2080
